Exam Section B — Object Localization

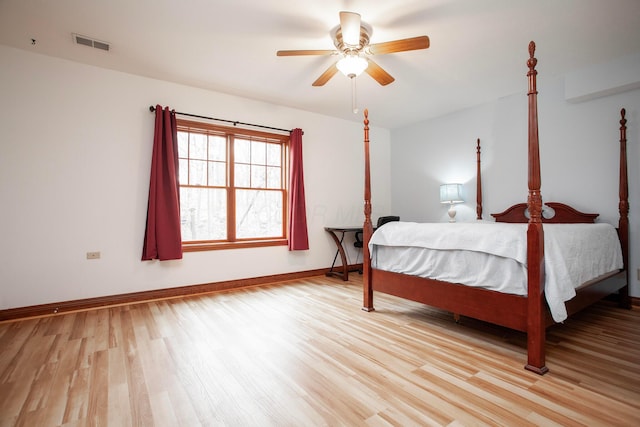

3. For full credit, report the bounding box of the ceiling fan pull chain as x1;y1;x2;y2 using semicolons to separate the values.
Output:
351;76;359;114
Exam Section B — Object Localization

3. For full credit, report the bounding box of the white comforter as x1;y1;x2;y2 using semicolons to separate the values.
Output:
368;221;623;322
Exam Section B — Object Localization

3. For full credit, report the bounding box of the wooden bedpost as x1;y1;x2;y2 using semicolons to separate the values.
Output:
476;138;483;220
525;41;548;375
362;109;375;311
618;108;632;309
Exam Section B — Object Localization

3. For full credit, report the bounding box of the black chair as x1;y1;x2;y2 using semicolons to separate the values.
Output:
376;215;400;228
354;215;400;249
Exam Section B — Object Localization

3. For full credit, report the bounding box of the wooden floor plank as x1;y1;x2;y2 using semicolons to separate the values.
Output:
1;275;638;426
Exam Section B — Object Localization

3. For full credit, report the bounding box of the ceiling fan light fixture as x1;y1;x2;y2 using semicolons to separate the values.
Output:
336;55;368;77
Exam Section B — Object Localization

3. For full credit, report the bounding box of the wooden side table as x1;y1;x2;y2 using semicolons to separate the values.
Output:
324;226;363;280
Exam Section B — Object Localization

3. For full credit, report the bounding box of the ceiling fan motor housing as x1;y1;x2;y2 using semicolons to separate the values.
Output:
333;23;372;53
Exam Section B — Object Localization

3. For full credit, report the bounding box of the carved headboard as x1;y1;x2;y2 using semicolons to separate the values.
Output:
491;202;598;223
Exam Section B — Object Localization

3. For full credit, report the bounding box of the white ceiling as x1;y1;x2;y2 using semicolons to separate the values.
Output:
2;0;640;129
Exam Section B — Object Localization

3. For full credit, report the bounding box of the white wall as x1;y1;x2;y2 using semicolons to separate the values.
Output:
0;46;391;310
390;70;640;297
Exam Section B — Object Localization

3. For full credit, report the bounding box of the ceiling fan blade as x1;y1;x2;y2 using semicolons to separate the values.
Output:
277;49;336;56
312;62;339;86
364;59;395;86
367;36;430;55
339;11;361;46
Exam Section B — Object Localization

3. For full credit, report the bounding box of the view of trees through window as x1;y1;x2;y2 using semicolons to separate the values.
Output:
176;120;288;247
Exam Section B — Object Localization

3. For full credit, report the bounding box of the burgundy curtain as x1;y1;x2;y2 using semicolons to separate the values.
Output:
288;128;309;250
141;105;183;260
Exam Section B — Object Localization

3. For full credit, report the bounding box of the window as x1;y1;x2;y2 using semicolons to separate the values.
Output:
176;119;289;251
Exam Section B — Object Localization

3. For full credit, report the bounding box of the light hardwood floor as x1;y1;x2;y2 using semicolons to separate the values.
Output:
1;275;639;426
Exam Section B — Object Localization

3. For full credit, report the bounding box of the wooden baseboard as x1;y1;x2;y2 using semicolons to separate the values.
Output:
0;267;335;322
2;268;636;322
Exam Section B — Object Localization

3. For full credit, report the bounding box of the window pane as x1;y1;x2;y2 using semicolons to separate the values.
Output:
266;144;281;166
266;166;281;188
208;161;226;186
180;187;227;241
236;189;283;238
179;158;188;184
251;141;266;164
235;163;250;187
189;133;207;160
189;159;207;186
235;138;250;163
208;135;226;161
178;132;189;158
251;165;266;188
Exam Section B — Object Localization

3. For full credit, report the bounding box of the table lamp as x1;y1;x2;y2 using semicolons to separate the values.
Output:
440;183;464;222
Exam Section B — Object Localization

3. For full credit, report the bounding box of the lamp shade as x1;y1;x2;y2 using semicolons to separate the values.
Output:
336;55;368;77
439;183;464;204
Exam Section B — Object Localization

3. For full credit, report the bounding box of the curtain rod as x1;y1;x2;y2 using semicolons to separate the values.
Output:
149;106;292;134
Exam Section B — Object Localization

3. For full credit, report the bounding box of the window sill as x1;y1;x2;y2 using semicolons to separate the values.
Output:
182;239;288;252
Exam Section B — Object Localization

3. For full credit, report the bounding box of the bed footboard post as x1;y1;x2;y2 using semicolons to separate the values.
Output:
476;139;483;220
526;225;547;375
618;108;631;309
525;41;548;375
362;110;375;312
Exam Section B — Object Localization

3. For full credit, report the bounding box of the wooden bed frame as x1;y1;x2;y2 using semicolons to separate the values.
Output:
361;41;631;375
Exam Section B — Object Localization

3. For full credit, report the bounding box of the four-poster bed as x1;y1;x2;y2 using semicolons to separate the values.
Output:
360;41;631;375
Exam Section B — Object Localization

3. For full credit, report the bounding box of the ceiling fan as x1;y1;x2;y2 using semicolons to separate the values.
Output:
277;11;430;86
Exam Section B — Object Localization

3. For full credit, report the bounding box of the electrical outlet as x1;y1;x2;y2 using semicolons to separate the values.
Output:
86;251;101;260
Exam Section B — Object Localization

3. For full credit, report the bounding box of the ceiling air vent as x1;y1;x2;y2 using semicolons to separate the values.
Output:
72;33;110;51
